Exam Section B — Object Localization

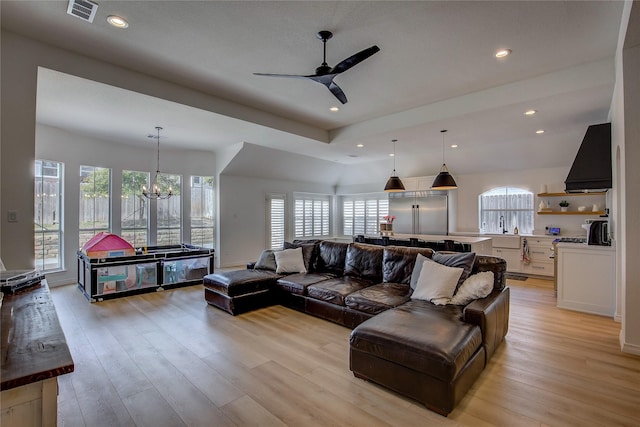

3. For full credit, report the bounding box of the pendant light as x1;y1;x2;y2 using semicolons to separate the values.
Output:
431;129;458;190
384;139;405;192
142;126;173;200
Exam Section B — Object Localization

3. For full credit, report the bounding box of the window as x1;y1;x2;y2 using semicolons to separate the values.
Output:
294;194;330;238
79;166;111;248
121;170;149;247
479;187;534;234
342;195;389;236
34;160;63;272
157;173;182;245
190;175;214;248
267;194;286;249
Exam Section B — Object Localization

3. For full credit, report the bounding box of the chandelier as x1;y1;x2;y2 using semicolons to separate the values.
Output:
142;126;173;200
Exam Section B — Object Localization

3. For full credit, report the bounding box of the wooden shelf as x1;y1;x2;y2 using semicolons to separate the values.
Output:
537;211;606;215
537;192;606;197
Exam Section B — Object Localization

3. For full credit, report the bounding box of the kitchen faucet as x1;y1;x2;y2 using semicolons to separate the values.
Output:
499;215;507;234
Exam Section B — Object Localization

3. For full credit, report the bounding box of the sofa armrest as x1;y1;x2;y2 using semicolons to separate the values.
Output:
463;286;510;362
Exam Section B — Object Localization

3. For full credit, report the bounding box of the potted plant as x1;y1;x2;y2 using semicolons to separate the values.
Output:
559;200;570;212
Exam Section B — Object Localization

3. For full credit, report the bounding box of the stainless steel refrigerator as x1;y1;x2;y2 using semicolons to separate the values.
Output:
389;191;448;235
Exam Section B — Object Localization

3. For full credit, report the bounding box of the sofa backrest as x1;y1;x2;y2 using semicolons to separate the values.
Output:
382;246;434;285
344;243;385;283
317;241;349;276
472;255;507;291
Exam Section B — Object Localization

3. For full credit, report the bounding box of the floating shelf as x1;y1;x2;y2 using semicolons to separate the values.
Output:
537;211;606;215
537;192;606;197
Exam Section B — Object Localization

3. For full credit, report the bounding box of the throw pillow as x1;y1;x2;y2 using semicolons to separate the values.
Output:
254;249;278;271
284;241;317;272
411;258;463;302
274;247;307;274
449;271;494;305
432;252;476;290
410;253;430;290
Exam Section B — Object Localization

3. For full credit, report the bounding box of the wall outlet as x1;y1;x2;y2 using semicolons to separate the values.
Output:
7;210;18;222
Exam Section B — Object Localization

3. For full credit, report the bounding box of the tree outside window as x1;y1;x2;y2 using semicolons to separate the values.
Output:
479;187;534;234
79;166;111;248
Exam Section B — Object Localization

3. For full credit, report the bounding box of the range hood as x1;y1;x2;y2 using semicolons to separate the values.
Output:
564;122;612;193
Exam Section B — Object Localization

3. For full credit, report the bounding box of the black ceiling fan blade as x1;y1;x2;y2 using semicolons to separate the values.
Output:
328;81;348;104
331;45;380;74
253;72;308;79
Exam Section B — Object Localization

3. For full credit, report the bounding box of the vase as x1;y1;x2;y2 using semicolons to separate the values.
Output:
561;207;568;212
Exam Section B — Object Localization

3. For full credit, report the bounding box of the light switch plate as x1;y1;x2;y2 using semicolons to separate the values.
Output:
7;210;17;222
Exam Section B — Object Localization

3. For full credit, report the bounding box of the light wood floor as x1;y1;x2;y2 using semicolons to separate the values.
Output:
51;277;640;427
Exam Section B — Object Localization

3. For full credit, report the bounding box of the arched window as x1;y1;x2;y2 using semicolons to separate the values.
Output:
479;187;534;234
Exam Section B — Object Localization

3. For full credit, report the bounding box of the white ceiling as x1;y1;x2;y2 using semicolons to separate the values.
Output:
1;1;625;175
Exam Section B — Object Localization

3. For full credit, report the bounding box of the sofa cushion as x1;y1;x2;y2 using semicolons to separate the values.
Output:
432;252;476;290
275;272;335;296
344;244;384;283
412;258;463;303
284;241;319;272
254;249;278;271
275;247;307;274
449;271;494;305
307;276;373;306
349;299;482;382
471;255;507;291
203;270;280;297
383;246;434;284
316;241;349;276
345;283;412;315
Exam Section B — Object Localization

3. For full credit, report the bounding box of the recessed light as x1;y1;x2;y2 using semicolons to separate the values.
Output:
389;153;395;157
450;144;458;148
356;144;364;148
524;109;537;116
107;15;129;28
536;129;545;134
329;106;339;112
495;48;512;58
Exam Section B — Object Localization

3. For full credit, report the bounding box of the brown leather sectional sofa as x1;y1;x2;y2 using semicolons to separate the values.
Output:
203;240;510;416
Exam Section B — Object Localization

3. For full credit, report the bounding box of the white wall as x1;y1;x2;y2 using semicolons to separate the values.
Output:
619;0;640;354
218;174;334;267
454;167;606;236
35;124;216;285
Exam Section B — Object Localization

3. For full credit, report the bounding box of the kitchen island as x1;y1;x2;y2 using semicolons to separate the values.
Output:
354;233;492;255
556;242;616;317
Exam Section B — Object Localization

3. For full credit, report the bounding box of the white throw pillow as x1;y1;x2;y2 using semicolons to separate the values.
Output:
274;247;307;274
411;258;463;302
449;271;494;305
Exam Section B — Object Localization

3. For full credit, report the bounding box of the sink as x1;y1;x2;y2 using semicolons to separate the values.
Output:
485;234;521;248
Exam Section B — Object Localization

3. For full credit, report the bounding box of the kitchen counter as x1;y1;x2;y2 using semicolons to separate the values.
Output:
556;243;615;317
357;233;492;255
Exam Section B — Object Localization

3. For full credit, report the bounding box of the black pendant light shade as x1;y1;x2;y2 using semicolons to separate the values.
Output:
431;130;458;190
432;165;458;190
384;175;405;192
384;139;405;192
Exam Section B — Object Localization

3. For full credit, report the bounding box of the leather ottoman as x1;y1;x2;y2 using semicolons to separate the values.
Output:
203;270;280;315
349;300;486;416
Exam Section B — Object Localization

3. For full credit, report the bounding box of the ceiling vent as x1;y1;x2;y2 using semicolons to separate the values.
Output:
66;0;98;23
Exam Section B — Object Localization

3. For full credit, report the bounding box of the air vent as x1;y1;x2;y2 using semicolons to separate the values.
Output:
67;0;98;23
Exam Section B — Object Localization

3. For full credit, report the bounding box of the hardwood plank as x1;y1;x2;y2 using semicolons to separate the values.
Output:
221;395;287;427
49;278;640;427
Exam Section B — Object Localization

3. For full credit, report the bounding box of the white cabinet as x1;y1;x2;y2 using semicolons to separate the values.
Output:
522;237;554;277
557;244;615;317
492;247;522;273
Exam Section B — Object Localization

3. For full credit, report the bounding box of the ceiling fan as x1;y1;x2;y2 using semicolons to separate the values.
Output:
254;30;380;104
